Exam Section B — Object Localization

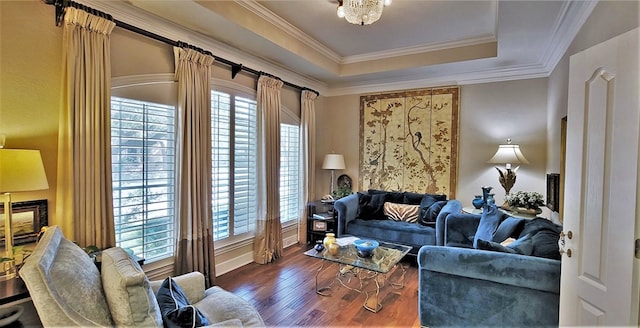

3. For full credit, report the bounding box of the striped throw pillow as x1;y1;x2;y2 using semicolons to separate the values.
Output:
384;202;420;223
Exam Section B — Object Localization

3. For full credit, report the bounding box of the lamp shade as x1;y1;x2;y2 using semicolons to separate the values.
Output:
322;154;345;170
0;149;49;193
487;143;529;165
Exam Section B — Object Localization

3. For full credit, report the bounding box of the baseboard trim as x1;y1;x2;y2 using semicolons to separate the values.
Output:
215;237;300;276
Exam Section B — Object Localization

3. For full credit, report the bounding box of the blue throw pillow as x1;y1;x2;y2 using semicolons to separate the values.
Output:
368;189;403;203
403;191;447;205
519;218;563;260
357;192;387;220
475;239;517;254
156;277;209;328
419;200;448;226
418;195;437;223
508;233;534;255
476;234;534;255
473;205;506;248
492;217;526;242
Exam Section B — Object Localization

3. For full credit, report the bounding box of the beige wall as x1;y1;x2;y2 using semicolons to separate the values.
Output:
316;79;549;207
314;94;360;199
546;0;638;221
458;79;548;207
0;1;63;228
547;0;638;173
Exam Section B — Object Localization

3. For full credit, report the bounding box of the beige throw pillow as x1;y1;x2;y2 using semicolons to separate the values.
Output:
384;202;420;223
101;247;163;327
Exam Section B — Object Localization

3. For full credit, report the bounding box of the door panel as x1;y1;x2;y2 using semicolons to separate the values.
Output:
559;27;639;326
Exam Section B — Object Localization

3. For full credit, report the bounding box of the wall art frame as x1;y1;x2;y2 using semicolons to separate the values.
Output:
0;199;48;246
359;87;459;198
546;173;560;212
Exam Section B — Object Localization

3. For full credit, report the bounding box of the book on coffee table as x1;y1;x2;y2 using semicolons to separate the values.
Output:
335;236;359;246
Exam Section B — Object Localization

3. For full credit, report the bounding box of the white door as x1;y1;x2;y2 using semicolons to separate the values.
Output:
559;27;639;326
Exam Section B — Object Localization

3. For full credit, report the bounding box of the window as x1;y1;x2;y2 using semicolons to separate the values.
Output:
211;84;302;242
111;97;176;263
211;90;258;241
280;123;301;223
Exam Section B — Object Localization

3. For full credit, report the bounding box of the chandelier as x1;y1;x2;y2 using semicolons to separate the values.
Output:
337;0;392;26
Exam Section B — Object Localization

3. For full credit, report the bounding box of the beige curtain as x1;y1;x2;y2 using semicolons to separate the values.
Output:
57;7;116;248
298;90;317;244
254;75;284;264
174;47;216;286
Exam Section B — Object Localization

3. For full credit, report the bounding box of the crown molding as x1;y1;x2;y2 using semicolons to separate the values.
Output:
79;0;328;94
235;0;343;64
341;35;497;64
326;63;549;97
539;0;598;73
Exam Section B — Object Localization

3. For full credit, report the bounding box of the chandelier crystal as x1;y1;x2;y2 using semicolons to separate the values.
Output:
338;0;391;26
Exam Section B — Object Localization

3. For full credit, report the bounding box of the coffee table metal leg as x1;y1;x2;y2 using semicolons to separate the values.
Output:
363;272;383;313
314;260;334;296
390;263;406;289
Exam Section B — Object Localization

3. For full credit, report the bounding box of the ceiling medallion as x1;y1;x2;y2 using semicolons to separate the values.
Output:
337;0;392;26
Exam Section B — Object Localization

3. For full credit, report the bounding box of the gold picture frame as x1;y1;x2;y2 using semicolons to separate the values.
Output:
0;199;48;246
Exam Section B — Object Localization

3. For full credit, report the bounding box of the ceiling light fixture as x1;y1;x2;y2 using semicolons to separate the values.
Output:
337;0;391;26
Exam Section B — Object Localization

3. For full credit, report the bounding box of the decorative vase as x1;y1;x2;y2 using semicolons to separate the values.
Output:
323;233;336;249
472;195;485;209
328;242;340;256
486;193;495;205
313;241;324;252
481;186;493;204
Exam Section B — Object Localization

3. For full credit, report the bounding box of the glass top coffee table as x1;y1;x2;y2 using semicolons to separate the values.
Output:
304;238;411;313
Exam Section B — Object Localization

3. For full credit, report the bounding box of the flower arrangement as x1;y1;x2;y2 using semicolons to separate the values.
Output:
504;191;545;209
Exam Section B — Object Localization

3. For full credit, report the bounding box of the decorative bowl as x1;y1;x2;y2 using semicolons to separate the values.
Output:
353;239;379;258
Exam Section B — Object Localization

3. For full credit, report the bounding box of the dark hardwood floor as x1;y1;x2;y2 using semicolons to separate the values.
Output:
215;244;421;327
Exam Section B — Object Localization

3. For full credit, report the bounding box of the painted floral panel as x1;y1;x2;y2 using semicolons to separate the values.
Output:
360;87;459;198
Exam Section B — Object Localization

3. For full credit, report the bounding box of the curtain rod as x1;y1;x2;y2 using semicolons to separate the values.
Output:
44;0;320;96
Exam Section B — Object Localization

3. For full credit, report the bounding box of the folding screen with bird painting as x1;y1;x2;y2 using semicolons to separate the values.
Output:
359;87;459;199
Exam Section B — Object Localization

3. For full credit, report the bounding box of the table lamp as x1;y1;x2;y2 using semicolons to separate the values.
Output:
0;148;49;280
487;138;529;196
322;153;345;198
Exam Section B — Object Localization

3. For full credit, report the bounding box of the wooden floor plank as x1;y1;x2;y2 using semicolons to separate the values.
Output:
215;244;420;327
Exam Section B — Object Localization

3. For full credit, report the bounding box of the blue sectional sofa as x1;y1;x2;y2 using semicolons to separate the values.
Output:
334;190;462;254
418;209;563;327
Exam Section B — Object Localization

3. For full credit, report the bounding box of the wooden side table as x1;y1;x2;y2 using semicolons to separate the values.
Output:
307;201;336;244
0;277;29;306
463;206;541;220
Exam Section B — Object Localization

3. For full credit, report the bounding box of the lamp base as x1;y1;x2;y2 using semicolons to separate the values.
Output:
495;166;519;195
0;260;16;281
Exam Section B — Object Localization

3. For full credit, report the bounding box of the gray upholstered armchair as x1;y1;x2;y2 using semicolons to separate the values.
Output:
19;226;264;327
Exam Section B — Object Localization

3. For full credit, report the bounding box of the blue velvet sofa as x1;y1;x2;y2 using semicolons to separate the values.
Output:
418;210;562;327
334;191;462;255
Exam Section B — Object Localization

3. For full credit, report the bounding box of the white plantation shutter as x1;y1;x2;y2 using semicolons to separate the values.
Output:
211;90;258;241
211;87;301;241
280;123;300;223
111;97;176;263
233;96;258;235
211;91;231;239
